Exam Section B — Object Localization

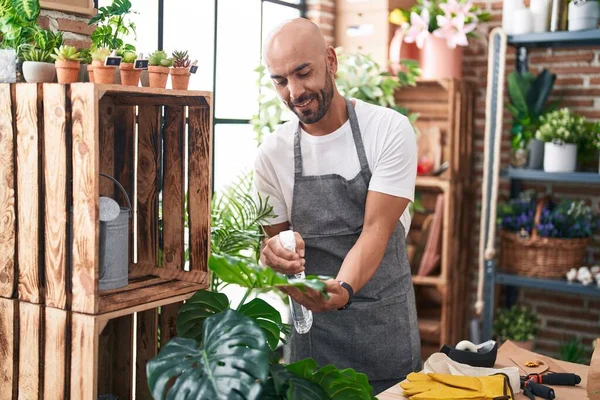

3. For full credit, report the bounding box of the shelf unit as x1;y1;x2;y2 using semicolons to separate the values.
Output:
396;79;475;356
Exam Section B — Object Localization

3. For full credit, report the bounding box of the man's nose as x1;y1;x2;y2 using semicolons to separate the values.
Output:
288;80;305;103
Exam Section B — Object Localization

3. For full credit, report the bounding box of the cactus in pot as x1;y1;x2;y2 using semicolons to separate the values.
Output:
91;47;114;84
148;50;173;88
170;50;191;90
119;51;140;86
51;45;83;84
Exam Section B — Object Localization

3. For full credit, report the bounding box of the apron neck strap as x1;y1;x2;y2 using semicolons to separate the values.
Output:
293;97;370;177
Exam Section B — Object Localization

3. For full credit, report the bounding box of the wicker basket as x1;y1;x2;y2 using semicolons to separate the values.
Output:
499;199;591;279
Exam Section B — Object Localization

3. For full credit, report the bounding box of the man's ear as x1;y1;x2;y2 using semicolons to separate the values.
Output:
325;46;338;75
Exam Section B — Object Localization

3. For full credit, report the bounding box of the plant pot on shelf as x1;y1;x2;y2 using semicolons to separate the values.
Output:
119;62;141;86
92;61;116;84
527;139;545;169
543;141;577;172
169;67;191;90
22;61;56;83
419;35;463;79
148;65;169;88
55;60;81;84
568;0;600;31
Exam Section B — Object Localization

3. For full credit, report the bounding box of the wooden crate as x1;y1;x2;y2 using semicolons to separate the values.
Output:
0;296;186;400
0;83;212;315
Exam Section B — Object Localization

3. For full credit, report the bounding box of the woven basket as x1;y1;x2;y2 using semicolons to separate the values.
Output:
499;199;590;278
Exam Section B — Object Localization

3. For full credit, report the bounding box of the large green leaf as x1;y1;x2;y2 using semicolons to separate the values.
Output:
209;253;329;297
528;68;556;117
11;0;38;21
176;289;229;343
286;360;375;400
239;298;288;350
267;364;330;400
147;309;270;400
507;72;529;115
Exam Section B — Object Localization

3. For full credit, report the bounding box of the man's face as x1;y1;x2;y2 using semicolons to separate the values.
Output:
266;50;335;125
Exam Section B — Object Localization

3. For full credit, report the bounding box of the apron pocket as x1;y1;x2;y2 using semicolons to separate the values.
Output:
309;297;416;381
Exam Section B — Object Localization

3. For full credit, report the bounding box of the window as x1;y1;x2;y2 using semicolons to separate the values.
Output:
96;0;305;192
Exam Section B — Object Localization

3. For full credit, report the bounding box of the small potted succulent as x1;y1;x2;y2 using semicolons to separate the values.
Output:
91;47;114;84
119;51;140;86
21;47;56;83
493;305;538;351
51;45;83;84
148;50;173;88
170;50;191;90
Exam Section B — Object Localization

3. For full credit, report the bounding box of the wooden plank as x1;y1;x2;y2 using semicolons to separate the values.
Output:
43;84;68;310
95;84;211;99
97;319;115;398
162;106;185;270
188;106;212;276
110;95;209;107
97;291;198;322
129;263;208;284
71;83;99;314
136;309;158;400
99;274;163;296
98;99;115;197
137;106;161;266
44;307;68;400
0;298;16;400
112;315;134;400
0;85;16;299
159;302;182;348
98;280;203;314
70;312;98;400
19;302;41;400
16;83;41;304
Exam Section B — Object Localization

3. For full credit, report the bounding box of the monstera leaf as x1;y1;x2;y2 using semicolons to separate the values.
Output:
209;253;329;296
239;297;289;350
11;0;38;21
147;309;269;400
262;364;330;400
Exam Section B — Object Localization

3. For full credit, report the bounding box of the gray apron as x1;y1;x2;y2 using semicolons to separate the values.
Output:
286;98;422;394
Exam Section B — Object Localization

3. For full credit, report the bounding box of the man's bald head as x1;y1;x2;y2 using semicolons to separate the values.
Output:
263;18;326;66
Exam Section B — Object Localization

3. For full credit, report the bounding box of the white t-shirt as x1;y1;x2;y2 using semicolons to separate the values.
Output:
253;98;417;234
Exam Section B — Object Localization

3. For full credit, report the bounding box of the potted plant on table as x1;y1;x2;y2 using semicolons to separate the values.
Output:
148;50;173;88
91;47;114;84
535;108;588;173
170;50;191;90
21;47;55;83
51;45;83;84
119;50;140;86
388;0;490;79
493;305;538;351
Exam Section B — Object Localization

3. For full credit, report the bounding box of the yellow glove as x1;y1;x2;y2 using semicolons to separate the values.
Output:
400;372;514;400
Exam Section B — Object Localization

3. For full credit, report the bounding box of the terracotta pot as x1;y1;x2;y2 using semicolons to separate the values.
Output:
169;67;191;90
55;60;81;84
92;60;116;84
119;63;141;86
148;65;169;88
87;64;95;83
22;61;56;83
419;36;463;79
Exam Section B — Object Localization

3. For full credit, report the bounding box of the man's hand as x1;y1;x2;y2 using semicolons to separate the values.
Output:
281;280;349;312
261;231;305;275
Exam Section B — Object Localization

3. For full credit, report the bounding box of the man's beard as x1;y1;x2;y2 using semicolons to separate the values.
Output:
290;72;334;125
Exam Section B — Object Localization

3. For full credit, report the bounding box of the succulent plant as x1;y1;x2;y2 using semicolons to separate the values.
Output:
148;50;173;67
121;51;137;64
91;47;111;62
22;48;54;63
51;45;83;62
172;50;191;68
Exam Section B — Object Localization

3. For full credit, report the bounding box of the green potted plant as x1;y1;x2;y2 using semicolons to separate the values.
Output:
51;45;83;84
493;305;538;350
506;69;558;169
21;47;55;83
118;50;140;86
535;108;588;173
148;50;173;88
91;47;114;84
170;50;191;90
560;337;588;364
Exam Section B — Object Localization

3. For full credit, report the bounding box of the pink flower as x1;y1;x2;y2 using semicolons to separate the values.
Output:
402;9;431;49
440;0;477;20
433;12;476;48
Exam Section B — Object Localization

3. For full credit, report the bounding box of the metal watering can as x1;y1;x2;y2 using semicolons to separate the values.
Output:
70;174;132;291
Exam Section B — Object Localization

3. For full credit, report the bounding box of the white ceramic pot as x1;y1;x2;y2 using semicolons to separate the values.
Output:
569;0;600;31
22;61;56;83
513;8;534;34
543;141;578;172
0;49;17;83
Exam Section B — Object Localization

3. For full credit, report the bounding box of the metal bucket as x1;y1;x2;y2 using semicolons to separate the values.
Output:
70;174;132;291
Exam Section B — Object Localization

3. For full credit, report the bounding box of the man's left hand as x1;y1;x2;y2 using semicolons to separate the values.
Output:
280;280;349;312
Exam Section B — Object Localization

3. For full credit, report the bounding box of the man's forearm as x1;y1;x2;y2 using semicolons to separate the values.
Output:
335;227;391;294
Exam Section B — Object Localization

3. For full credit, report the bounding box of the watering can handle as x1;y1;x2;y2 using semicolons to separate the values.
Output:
99;173;133;213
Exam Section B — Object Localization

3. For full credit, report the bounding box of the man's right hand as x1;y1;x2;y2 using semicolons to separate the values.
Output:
261;231;305;275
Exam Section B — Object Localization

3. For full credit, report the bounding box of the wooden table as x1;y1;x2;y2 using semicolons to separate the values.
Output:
378;340;591;399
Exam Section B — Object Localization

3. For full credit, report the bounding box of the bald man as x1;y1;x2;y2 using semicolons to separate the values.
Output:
255;18;421;394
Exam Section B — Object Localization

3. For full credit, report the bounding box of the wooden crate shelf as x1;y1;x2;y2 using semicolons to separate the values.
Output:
0;83;213;315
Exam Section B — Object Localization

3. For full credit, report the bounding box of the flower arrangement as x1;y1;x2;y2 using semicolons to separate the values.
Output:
535;108;588;145
497;195;536;234
389;0;491;49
